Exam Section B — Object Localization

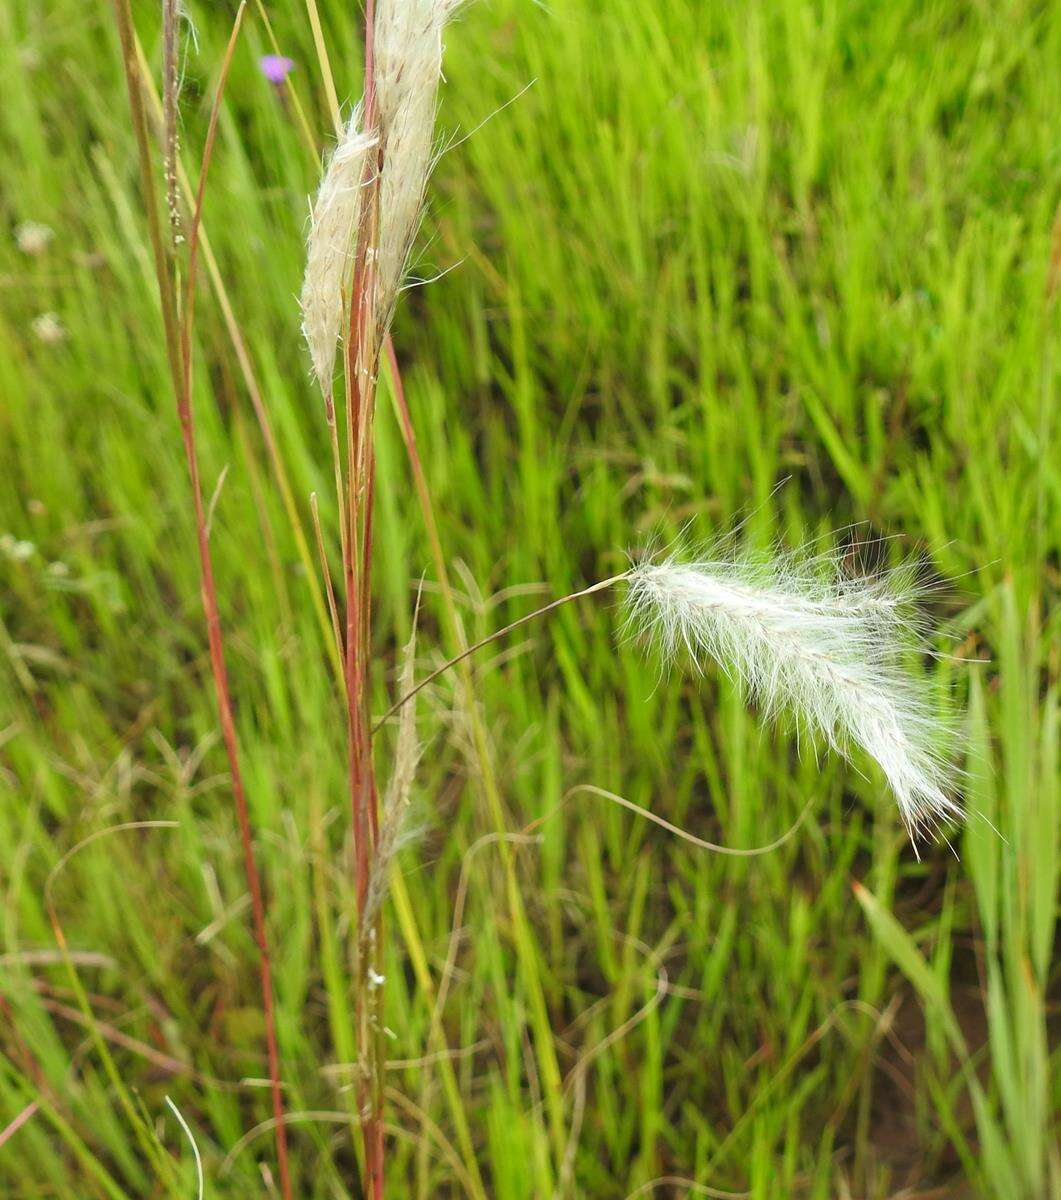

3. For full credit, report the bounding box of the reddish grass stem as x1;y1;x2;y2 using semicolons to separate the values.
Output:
340;5;388;1195
110;4;292;1197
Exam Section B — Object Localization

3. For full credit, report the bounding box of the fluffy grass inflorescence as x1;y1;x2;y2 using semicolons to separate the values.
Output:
373;0;461;331
625;545;962;840
300;0;458;396
300;107;377;398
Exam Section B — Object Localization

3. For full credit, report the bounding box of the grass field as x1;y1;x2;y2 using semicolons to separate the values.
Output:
1;0;1058;1196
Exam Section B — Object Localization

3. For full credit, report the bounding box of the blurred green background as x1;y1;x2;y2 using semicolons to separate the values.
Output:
0;0;1057;1196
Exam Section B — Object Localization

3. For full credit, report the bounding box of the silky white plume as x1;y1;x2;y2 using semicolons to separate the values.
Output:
300;108;377;397
625;547;960;839
373;0;460;330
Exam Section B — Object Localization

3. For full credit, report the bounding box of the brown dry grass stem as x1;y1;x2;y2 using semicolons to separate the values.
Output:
109;4;292;1197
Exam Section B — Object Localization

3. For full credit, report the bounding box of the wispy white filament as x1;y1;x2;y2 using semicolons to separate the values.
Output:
373;0;460;330
626;548;960;839
165;1096;204;1200
363;624;422;928
300;108;377;397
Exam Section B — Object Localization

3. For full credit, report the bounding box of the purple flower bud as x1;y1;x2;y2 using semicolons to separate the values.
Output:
259;55;295;85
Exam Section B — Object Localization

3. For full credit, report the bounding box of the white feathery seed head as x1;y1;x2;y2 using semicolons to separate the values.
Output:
372;0;461;331
625;545;961;841
300;107;378;398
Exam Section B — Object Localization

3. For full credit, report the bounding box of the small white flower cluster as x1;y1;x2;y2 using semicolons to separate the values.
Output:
16;221;53;256
14;223;66;347
31;312;65;345
1;533;74;584
0;533;36;562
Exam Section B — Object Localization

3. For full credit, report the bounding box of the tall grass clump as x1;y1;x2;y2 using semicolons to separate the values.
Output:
297;0;466;1191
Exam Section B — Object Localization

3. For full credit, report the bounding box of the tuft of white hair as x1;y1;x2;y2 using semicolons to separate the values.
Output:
300;108;378;397
625;546;961;840
372;0;460;332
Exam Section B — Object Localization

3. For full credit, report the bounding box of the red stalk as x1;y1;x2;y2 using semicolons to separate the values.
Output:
177;13;293;1200
327;4;384;1195
339;4;387;1196
110;4;292;1196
